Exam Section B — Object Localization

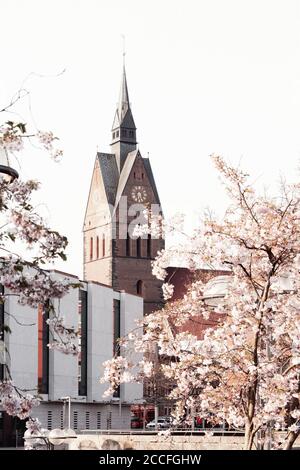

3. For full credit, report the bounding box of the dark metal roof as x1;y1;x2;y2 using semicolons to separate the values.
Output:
96;152;119;206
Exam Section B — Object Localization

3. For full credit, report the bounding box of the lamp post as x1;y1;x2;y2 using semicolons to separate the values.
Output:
0;149;19;183
61;396;71;429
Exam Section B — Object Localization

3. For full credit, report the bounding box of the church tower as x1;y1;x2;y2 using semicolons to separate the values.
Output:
83;65;164;314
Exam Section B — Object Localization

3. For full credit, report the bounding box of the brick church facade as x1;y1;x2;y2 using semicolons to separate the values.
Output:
83;65;164;314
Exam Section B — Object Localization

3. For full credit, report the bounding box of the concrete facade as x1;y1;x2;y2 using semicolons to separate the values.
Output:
1;270;143;442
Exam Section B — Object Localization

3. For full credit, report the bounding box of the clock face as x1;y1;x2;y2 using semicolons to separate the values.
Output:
131;185;147;203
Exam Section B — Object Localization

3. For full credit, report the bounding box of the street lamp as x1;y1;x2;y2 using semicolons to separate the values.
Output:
61;396;71;429
0;149;19;183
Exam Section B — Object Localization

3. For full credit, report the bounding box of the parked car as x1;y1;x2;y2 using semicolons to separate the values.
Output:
146;416;172;430
130;416;143;429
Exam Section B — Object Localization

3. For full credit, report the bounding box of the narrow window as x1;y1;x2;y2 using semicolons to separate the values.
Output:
85;412;90;430
47;411;52;430
137;280;143;296
96;236;99;259
126;232;131;256
97;412;101;430
73;411;78;430
116;130;119;137
102;234;105;257
78;290;88;396
134;172;136;179
38;302;49;394
137;237;141;258
90;237;93;260
142;173;144;179
107;412;112;430
113;300;121;398
0;285;4;381
147;234;151;258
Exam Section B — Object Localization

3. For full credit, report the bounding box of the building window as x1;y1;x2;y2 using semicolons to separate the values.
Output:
129;130;134;138
96;236;99;259
85;412;90;430
121;129;127;137
113;300;121;356
142;172;144;179
126;232;131;256
116;130;119;137
90;237;93;260
47;411;52;430
102;234;105;257
137;237;141;258
113;299;121;398
113;132;115;139
73;411;78;430
134;172;136;179
107;411;112;430
147;234;151;258
38;302;49;394
137;280;143;296
97;412;101;430
78;290;88;396
60;410;64;430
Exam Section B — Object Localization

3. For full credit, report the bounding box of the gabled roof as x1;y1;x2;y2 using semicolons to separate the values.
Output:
143;157;161;206
97;152;119;206
113;149;139;212
112;110;120;131
121;108;136;129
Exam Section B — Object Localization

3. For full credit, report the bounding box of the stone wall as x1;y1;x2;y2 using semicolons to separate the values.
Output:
69;433;245;450
69;432;300;451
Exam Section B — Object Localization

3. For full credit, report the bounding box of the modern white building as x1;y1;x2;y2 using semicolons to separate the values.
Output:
0;270;143;446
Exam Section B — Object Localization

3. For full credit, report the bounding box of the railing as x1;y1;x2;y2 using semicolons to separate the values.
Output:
78;428;245;436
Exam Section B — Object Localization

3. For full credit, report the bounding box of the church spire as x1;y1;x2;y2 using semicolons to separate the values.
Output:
117;65;130;124
111;64;137;172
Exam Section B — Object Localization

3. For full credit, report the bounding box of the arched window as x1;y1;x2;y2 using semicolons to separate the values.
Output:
136;280;143;296
96;236;99;259
126;232;131;256
147;234;151;258
137;237;141;258
102;234;105;257
90;237;93;261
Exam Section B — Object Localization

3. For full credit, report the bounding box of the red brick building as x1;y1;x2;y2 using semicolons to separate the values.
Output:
83;65;164;314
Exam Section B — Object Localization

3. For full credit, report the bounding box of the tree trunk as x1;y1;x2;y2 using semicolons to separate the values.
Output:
282;431;300;450
244;422;255;450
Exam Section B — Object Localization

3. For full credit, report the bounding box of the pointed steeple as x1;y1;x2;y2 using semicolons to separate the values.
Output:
111;64;137;172
118;65;130;123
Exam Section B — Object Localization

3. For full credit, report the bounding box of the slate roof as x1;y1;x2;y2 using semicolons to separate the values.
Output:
97;148;162;214
96;152;119;206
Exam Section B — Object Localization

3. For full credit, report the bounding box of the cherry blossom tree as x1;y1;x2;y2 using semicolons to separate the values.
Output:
102;156;300;450
0;86;79;421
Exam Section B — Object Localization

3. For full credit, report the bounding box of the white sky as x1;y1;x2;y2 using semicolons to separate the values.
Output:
1;0;300;278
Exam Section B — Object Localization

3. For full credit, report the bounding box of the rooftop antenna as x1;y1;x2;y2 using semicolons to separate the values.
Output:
121;34;126;67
